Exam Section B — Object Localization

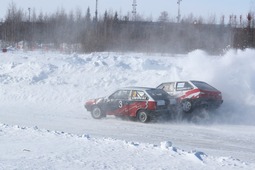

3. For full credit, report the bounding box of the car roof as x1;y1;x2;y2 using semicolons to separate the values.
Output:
119;87;158;91
159;80;205;84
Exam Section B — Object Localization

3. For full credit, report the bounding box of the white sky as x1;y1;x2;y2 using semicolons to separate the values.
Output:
0;0;254;21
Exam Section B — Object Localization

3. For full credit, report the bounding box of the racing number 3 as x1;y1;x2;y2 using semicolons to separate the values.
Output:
118;100;123;108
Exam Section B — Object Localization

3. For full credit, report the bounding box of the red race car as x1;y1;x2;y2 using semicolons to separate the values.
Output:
157;80;223;113
84;87;174;123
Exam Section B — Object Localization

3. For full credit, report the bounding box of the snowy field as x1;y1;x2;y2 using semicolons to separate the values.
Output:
1;49;255;169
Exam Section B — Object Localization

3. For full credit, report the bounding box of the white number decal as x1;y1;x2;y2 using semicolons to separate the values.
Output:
119;100;123;108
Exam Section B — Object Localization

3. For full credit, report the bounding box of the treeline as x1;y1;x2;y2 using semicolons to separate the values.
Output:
0;3;254;54
0;3;93;50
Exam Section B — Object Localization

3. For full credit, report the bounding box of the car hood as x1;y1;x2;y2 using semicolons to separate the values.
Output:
85;97;107;106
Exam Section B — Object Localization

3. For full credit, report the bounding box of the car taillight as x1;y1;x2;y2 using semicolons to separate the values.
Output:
197;91;205;98
147;101;157;110
217;93;222;99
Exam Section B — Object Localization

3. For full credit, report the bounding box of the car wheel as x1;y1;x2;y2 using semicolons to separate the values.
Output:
181;100;193;113
137;110;150;123
91;107;104;119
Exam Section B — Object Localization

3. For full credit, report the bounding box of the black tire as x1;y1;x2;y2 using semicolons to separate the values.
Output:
137;110;150;123
181;100;193;113
91;107;104;119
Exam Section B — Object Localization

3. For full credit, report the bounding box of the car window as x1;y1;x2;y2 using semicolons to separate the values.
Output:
157;84;164;89
162;83;175;92
191;81;217;91
131;90;148;100
176;82;193;91
109;90;130;100
146;89;169;100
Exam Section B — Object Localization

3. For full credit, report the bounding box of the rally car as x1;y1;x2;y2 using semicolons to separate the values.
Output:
157;80;223;113
84;87;174;123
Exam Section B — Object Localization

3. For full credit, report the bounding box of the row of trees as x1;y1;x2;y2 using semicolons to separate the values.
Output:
0;3;254;53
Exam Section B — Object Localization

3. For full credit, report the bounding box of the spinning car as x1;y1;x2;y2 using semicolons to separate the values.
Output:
84;87;173;123
157;80;223;113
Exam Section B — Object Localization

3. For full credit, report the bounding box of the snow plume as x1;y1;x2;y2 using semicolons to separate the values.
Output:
173;49;255;125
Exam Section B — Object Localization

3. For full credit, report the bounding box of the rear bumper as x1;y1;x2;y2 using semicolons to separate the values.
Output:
148;109;171;118
193;98;223;109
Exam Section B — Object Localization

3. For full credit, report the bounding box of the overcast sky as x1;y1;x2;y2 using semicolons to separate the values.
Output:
1;0;254;21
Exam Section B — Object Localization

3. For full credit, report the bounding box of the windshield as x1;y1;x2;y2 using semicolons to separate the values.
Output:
146;89;169;100
191;81;217;91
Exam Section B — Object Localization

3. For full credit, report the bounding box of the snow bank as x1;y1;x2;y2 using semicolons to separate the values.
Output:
0;123;251;170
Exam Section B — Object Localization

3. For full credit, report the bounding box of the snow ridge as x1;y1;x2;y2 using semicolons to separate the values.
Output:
0;123;251;170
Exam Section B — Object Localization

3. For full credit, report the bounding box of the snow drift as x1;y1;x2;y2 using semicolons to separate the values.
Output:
0;123;251;170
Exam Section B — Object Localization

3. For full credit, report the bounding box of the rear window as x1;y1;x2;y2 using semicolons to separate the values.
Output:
191;81;217;91
146;89;169;100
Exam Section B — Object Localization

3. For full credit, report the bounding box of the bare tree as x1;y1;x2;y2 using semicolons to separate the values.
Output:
158;11;169;22
207;14;217;25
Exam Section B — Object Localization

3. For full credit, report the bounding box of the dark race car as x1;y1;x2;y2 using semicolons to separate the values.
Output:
157;80;223;113
84;87;175;123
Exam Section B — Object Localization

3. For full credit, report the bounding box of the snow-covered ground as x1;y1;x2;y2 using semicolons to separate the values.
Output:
1;49;255;169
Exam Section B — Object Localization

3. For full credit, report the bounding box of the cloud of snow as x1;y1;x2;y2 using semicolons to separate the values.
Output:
174;49;255;125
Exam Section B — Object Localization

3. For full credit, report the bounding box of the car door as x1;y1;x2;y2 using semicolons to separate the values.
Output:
128;90;149;116
107;90;130;116
175;81;194;98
